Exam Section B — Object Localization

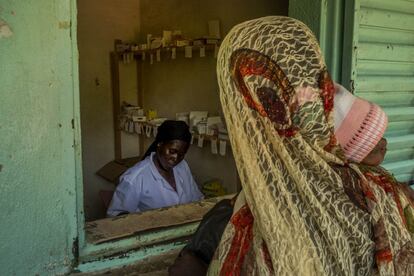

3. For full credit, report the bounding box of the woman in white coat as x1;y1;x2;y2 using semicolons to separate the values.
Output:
107;120;203;217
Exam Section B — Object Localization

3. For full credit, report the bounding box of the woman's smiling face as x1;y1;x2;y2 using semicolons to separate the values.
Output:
156;139;189;170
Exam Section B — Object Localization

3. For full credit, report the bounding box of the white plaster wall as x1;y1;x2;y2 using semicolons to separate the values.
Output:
78;0;288;220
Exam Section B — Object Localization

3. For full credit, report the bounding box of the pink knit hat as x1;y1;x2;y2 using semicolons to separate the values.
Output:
334;83;388;163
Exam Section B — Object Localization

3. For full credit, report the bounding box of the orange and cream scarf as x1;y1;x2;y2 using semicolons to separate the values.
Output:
209;16;413;275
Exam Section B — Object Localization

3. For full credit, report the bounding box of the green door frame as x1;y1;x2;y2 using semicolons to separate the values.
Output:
319;0;346;84
71;0;86;264
289;0;346;84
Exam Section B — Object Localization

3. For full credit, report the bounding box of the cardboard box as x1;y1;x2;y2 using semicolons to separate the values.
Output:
96;156;140;185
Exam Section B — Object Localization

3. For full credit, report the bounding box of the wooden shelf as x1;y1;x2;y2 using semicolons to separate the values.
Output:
110;39;223;159
115;43;219;57
120;119;230;142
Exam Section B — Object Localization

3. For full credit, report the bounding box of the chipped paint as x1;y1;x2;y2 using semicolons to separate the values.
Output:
0;19;12;38
59;21;71;29
0;1;79;275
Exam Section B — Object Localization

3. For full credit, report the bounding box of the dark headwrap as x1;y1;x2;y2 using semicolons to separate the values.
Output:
142;120;192;159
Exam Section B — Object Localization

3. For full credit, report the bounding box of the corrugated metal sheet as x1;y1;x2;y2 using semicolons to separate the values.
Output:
351;0;414;182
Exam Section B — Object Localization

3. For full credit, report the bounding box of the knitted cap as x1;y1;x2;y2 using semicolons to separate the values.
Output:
334;83;388;163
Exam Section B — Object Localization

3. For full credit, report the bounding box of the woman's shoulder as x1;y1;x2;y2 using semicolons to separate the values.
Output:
121;158;153;182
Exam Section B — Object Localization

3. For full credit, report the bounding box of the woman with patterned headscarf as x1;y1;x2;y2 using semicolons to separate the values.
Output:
209;16;414;275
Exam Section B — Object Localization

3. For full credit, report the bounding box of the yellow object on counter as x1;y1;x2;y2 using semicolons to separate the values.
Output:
147;109;157;120
202;179;226;198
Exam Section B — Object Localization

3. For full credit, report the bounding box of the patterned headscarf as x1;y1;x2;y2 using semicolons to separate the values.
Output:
209;16;413;275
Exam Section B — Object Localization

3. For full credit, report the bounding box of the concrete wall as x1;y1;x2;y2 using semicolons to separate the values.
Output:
0;1;78;275
79;0;288;220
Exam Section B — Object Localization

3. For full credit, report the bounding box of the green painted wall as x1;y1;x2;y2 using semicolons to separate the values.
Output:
289;0;345;82
289;0;323;38
0;1;79;275
343;0;414;183
290;0;414;183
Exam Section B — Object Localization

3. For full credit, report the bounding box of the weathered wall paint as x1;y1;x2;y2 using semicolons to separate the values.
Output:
0;18;13;38
0;1;79;275
343;0;414;183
